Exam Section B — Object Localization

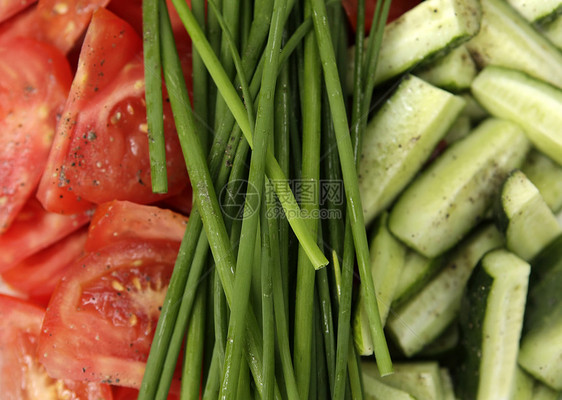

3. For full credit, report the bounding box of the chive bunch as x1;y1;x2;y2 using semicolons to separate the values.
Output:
140;0;393;398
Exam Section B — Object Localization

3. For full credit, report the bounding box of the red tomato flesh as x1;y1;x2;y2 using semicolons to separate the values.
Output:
0;0;35;24
2;227;88;306
38;240;180;388
0;38;72;232
0;197;90;273
0;294;113;399
0;0;110;54
37;8;189;214
86;200;188;252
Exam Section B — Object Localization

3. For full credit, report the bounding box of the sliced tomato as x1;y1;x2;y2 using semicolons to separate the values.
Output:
0;0;110;54
0;0;35;23
37;8;189;214
2;227;88;306
86;200;188;252
0;294;113;399
0;197;90;273
38;239;181;388
341;0;421;32
0;38;72;233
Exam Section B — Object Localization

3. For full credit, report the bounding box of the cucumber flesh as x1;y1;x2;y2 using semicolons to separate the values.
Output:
506;0;562;23
392;250;444;308
389;118;529;258
539;15;562;50
353;213;406;355
495;169;562;260
387;224;503;357
363;361;445;400
458;249;530;400
471;66;562;166
466;0;562;88
359;75;465;224
416;45;478;92
363;374;416;400
521;149;562;213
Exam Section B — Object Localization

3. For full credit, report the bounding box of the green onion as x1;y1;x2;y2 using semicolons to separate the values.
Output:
310;0;393;377
142;0;167;193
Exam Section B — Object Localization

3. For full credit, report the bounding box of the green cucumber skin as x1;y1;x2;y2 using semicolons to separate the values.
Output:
507;0;562;23
458;262;494;400
458;250;530;400
389;118;529;258
466;0;562;89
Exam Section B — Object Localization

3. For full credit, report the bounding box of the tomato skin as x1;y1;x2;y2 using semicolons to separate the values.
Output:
86;200;188;252
0;0;110;54
37;8;189;214
1;227;88;306
0;294;113;399
341;0;421;32
0;38;72;232
0;197;90;273
0;0;35;23
38;240;180;388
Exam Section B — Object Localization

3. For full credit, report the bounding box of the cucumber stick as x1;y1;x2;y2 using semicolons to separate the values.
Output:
511;367;535;400
495;170;562;261
521;149;562;213
392;249;444;308
458;249;530;400
466;0;562;88
358;75;465;225
363;361;445;400
363;374;416;400
353;213;406;355
416;45;478;92
389;118;529;258
540;15;562;50
506;0;562;23
518;235;562;390
346;0;481;89
471;66;562;166
387;224;503;357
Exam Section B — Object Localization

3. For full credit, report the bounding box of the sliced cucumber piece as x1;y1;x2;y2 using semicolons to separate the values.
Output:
347;0;481;88
363;361;445;400
458;249;530;400
363;374;416;400
506;0;562;23
521;149;562;213
353;213;406;355
419;323;460;358
495;170;562;260
441;369;457;400
539;14;562;49
518;235;562;390
387;224;503;357
512;366;535;400
389;118;529;258
471;66;562;166
442;115;471;144
459;93;489;123
392;250;444;308
466;0;562;88
416;45;478;92
359;75;465;224
533;381;561;400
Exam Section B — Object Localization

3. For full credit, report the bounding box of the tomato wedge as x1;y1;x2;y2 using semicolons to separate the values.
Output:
1;227;88;306
0;197;90;273
0;0;35;23
37;8;189;214
38;239;181;388
0;0;109;54
86;200;188;252
0;38;72;232
0;294;113;399
341;0;421;32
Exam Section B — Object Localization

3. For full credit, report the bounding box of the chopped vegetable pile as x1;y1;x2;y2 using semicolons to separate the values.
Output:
1;0;562;399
